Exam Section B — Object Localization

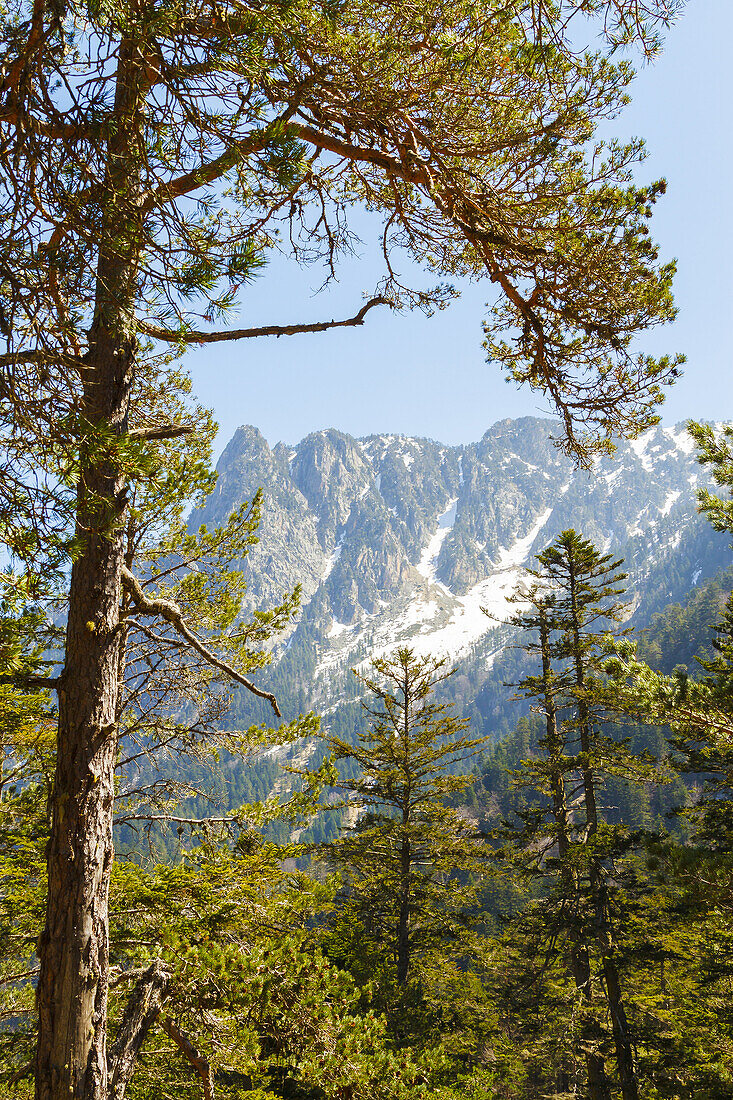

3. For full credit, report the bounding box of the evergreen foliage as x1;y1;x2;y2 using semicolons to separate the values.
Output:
0;0;691;1086
305;642;493;1073
313;649;490;1038
489;532;654;1099
0;0;724;1079
6;450;733;1096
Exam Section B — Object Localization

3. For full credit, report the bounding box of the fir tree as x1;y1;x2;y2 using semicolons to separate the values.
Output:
500;532;644;1100
319;648;488;998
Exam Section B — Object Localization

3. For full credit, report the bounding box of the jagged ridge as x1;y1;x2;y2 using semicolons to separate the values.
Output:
193;417;731;724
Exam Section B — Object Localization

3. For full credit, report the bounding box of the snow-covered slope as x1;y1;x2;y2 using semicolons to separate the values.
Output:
194;418;731;714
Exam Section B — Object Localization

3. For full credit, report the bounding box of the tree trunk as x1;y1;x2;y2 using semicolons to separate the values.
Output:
538;607;570;865
568;944;612;1100
396;664;412;987
35;30;145;1100
567;557;600;836
566;557;638;1100
539;607;611;1100
396;831;411;985
35;343;133;1100
595;878;639;1100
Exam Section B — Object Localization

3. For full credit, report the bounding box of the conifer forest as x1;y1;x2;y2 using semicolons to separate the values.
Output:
2;0;733;1098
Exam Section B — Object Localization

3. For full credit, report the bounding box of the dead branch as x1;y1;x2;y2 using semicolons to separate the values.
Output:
114;813;239;827
108;959;170;1100
140;296;389;345
159;1016;215;1100
0;966;40;986
128;424;193;441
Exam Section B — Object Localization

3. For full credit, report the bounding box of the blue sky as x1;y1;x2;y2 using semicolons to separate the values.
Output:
188;1;732;455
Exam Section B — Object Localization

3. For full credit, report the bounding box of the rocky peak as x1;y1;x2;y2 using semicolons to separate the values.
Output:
290;430;374;546
192;426;324;610
197;418;730;709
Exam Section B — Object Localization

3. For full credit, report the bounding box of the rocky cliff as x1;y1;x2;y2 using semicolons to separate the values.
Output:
194;417;731;723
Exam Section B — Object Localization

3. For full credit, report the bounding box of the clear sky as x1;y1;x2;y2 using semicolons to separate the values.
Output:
188;0;732;456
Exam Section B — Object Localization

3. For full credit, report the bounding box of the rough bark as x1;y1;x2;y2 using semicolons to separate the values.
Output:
35;348;133;1100
35;32;145;1100
160;1017;215;1100
107;961;170;1100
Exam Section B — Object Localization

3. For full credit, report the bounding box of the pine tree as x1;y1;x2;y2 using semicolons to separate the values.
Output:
0;1;685;1090
598;424;733;1096
0;383;314;1096
605;422;733;906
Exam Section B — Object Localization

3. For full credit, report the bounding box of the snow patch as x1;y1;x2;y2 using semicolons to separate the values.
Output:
628;504;653;537
370;506;555;664
401;600;440;629
416;499;458;582
328;618;353;638
629;432;654;472
664;425;695;455
491;508;553;571
408;507;553;660
659;490;681;517
322;539;343;582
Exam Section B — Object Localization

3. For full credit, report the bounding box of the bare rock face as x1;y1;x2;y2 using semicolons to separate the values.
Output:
192;426;325;610
197;419;730;709
437;419;575;591
329;501;414;621
289;430;374;547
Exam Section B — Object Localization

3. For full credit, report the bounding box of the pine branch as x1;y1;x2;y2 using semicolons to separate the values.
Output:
140;296;389;345
120;565;281;717
0;673;60;690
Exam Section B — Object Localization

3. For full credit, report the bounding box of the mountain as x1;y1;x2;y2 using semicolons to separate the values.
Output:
193;417;732;739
